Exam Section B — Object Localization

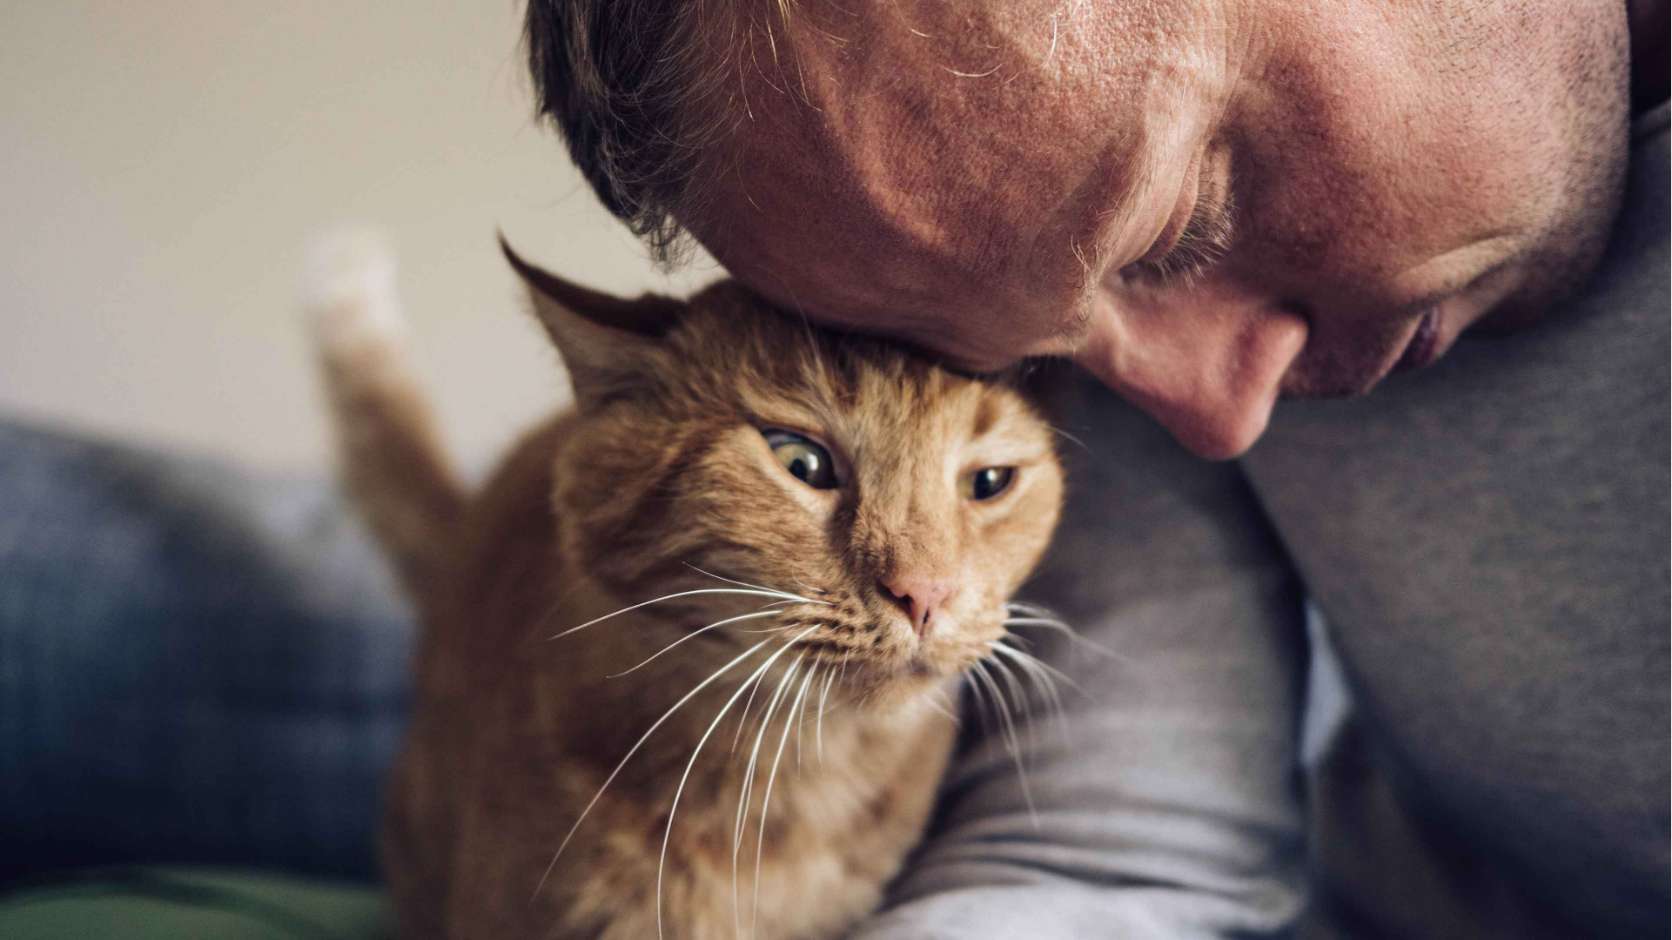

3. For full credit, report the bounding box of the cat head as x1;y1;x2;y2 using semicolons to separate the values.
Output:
505;239;1064;702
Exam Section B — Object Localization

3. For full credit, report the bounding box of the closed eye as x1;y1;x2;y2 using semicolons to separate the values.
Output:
1123;189;1236;286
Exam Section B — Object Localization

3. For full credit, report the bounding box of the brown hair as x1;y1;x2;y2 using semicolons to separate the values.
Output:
524;0;736;261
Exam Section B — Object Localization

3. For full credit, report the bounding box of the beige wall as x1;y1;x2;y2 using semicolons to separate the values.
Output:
0;2;716;473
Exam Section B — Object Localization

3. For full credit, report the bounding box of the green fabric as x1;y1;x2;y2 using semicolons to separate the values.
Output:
0;868;391;939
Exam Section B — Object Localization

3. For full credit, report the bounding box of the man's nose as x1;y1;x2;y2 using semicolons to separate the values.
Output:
1073;289;1309;460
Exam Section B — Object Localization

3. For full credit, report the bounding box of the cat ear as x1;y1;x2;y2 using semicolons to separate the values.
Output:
499;235;683;406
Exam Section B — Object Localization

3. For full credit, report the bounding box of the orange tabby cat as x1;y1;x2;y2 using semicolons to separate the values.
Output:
308;234;1064;939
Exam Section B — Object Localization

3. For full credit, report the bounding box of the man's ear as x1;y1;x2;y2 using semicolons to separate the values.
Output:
499;235;683;407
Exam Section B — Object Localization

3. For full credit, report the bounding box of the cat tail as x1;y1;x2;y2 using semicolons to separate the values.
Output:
304;228;464;599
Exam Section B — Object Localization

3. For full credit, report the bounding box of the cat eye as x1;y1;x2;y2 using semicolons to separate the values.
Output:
961;466;1015;501
763;430;839;490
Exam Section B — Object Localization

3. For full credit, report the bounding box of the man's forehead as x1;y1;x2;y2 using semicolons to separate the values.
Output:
714;0;1229;224
754;0;1189;117
700;7;1206;270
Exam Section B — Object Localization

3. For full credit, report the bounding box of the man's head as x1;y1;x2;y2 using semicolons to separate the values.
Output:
527;0;1631;458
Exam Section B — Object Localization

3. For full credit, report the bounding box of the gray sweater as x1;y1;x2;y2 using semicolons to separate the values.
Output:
859;104;1668;939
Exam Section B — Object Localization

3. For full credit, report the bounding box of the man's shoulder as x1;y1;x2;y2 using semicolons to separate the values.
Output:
1241;94;1669;937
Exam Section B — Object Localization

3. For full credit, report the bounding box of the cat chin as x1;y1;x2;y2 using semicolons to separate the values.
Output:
823;655;952;706
851;673;961;715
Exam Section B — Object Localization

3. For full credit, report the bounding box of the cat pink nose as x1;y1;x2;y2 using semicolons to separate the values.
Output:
881;575;955;638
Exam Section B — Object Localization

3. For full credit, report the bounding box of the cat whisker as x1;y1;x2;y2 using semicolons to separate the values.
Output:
683;563;831;607
1001;631;1041;656
656;632;809;940
1002;616;1119;660
925;688;960;724
1004;601;1073;625
1003;635;1083;689
971;659;1021;753
607;610;784;678
994;638;1083;694
550;587;798;640
985;648;1034;728
1004;600;1053;616
1046;424;1091;454
533;635;780;900
734;649;808;935
795;665;818;771
1002;602;1084;639
754;666;818;933
986;649;1068;753
991;642;1070;740
816;662;838;763
961;671;995;738
1002;615;1081;634
971;658;1039;830
729;659;770;754
795;662;826;772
